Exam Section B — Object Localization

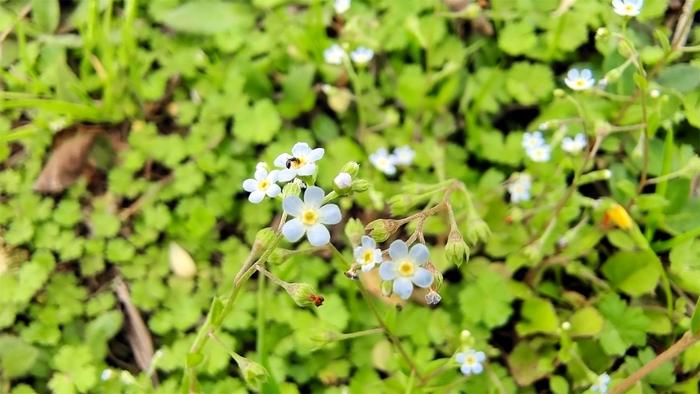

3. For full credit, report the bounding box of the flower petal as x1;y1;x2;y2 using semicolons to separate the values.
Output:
307;148;325;161
580;69;592;80
278;169;297;182
372;249;382;264
393;277;413;299
283;196;304;216
266;184;281;197
353;246;363;261
361;263;375;272
254;168;268;180
471;363;483;374
274;153;292;168
455;352;466;364
242;179;257;192
379;262;397;280
292;142;311;157
307;223;330;246
411;267;433;288
475;351;486;362
304;186;325;208
249;191;265;203
319;204;341;224
460;363;472;375
361;235;375;249
388;240;408;260
297;163;316;176
567;68;580;80
282;218;305;243
409;244;430;265
267;170;279;182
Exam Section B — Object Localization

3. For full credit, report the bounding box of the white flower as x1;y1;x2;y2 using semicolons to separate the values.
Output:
507;173;532;203
350;46;374;65
650;88;660;98
282;186;341;246
591;373;611;393
354;235;382;272
274;142;325;182
334;0;350;14
334;172;352;189
526;143;551;162
564;68;595;91
455;350;486;375
561;133;588;154
369;148;397;175
612;0;642;16
255;161;268;172
324;44;346;65
242;167;282;203
379;240;433;299
392;145;415;166
101;369;113;381
169;242;197;278
522;131;545;151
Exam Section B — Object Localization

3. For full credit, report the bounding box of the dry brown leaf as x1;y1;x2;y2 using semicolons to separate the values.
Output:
33;130;99;193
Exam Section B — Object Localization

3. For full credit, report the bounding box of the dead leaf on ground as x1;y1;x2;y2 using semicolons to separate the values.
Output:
34;129;100;193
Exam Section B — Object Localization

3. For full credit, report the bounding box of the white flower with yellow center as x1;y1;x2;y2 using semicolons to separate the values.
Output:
369;148;397;175
562;133;588;154
522;131;545;151
507;173;532;203
379;240;433;299
282;186;341;246
350;47;374;65
526;143;551;162
612;0;642;16
274;142;325;182
324;44;346;65
354;235;382;272
334;0;350;14
455;349;486;375
564;68;595;91
242;167;281;203
392;145;415;166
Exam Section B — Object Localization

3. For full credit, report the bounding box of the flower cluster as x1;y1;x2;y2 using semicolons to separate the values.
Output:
507;173;532;203
522;131;551;163
324;44;375;66
369;146;415;175
564;68;595;91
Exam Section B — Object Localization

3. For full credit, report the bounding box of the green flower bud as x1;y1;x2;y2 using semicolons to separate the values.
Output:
578;169;612;185
286;283;324;308
366;219;400;242
460;329;475;348
344;218;365;246
465;218;491;246
380;280;393;297
341;161;360;177
282;180;301;198
389;194;416;216
432;269;444;290
604;68;622;84
239;358;269;392
254;227;277;251
464;4;481;19
445;231;470;268
351;179;370;193
553;88;566;98
595;27;609;41
268;248;291;265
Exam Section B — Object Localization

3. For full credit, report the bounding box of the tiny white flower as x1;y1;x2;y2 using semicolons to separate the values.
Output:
522;131;545;151
455;349;486;375
324;44;346;65
350;46;374;65
273;142;325;182
334;0;350;14
650;88;660;98
369;148;398;175
334;172;352;189
507;173;532;203
392;145;415;166
564;68;596;91
379;240;433;299
242;167;282;203
282;186;342;246
612;0;642;16
591;373;611;393
561;321;572;330
354;235;382;272
561;133;588;154
425;289;441;305
255;161;268;172
603;169;612;179
168;242;197;278
101;369;113;381
526;143;551;162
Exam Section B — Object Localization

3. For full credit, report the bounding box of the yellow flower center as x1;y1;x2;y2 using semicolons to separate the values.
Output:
466;356;476;365
398;260;415;277
575;79;586;88
625;4;634;12
258;179;269;190
362;250;373;264
291;157;306;169
301;209;318;226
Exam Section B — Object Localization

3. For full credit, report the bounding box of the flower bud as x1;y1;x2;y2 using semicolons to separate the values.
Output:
553;88;566;98
578;169;613;185
344;218;365;246
366;219;400;242
432;269;444;290
341;161;360;177
255;161;268;172
425;289;442;305
464;3;481;19
239;358;269;391
169;242;197;278
351;179;370;193
389;194;416;216
445;231;470;267
282;180;301;198
465;218;491;246
268;248;291;265
603;203;633;230
650;89;660;98
380;280;393;297
334;172;352;190
460;329;475;348
604;68;622;84
286;283;324;308
254;227;277;251
595;27;609;41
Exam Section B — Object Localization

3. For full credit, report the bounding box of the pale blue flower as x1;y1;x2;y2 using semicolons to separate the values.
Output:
562;133;588;154
354;235;382;272
324;44;346;65
455;349;486;375
369;148;397;175
379;240;433;299
565;68;595;91
522;131;545;151
526;143;551;162
274;142;325;182
282;186;341;246
334;172;352;189
242;168;281;203
392;145;415;166
350;46;374;65
612;0;642;16
591;373;611;393
507;173;532;203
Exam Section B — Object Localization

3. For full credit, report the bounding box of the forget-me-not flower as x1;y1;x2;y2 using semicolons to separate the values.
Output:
369;148;398;175
379;240;433;299
334;0;350;14
456;349;486;375
242;167;282;203
522;131;545;151
526;143;551;162
274;142;325;182
507;173;532;203
562;133;588;154
282;186;341;246
591;373;611;393
392;145;415;166
564;68;595;91
612;0;642;16
354;235;383;272
324;44;346;65
350;47;374;65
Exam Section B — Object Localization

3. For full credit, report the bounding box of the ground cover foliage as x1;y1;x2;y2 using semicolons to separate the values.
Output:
1;0;700;393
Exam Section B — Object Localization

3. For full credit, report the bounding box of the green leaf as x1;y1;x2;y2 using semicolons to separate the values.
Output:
0;335;39;378
459;264;514;329
657;64;700;93
159;2;253;35
498;22;536;56
515;297;559;336
601;250;661;297
597;294;650;355
691;298;700;335
233;99;281;144
506;62;554;105
31;0;60;33
568;307;603;337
